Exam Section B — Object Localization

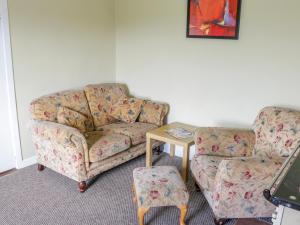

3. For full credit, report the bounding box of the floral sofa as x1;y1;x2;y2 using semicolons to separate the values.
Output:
30;83;168;192
190;106;300;224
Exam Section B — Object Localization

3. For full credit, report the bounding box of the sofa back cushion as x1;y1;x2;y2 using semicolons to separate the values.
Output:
57;106;89;133
253;106;300;157
138;100;169;126
30;90;94;131
110;97;145;123
84;83;129;128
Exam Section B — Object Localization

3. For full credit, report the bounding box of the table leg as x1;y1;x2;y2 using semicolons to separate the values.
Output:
170;144;175;157
146;137;153;167
182;144;190;183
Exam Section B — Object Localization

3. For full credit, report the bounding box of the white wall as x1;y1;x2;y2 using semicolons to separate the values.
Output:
7;0;300;161
0;1;15;171
8;0;116;159
115;0;300;127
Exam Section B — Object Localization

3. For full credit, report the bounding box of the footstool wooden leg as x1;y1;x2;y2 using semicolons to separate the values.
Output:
179;205;188;225
138;207;149;225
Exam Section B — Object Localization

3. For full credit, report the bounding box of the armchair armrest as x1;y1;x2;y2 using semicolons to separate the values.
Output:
194;127;255;157
211;156;285;218
30;120;90;181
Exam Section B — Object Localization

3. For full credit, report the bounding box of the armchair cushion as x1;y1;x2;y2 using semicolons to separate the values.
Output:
211;156;285;218
195;128;255;157
57;106;88;133
86;132;131;162
138;100;169;126
191;155;223;191
99;122;157;145
31;120;89;182
110;97;144;123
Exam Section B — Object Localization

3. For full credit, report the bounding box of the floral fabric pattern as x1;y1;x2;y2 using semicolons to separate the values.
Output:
110;97;145;123
133;166;189;208
253;106;300;157
138;100;169;126
190;106;300;219
190;155;224;191
30;90;94;132
84;84;128;128
212;157;284;218
57;106;88;133
87;132;131;162
29;83;169;186
30;120;89;182
87;142;153;179
195;128;255;157
99;122;158;145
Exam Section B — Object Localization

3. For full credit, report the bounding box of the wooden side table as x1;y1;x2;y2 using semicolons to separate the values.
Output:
146;122;198;182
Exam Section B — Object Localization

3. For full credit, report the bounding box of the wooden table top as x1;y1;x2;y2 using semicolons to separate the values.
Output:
146;122;198;146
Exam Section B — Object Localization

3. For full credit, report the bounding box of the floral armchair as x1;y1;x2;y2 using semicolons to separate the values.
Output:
190;106;300;224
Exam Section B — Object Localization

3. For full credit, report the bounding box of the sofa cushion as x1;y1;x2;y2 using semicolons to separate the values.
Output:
190;155;224;191
138;100;169;126
86;131;131;162
30;90;94;131
110;97;144;123
84;84;129;128
57;106;88;133
99;122;158;145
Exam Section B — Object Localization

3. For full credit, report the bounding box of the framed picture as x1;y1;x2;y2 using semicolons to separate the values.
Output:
187;0;242;39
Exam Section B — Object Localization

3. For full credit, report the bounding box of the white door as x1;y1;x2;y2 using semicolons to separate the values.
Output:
0;3;15;172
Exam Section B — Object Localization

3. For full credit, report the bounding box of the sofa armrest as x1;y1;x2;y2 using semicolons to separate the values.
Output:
210;156;285;218
30;120;90;181
138;100;169;126
30;120;86;145
194;128;255;157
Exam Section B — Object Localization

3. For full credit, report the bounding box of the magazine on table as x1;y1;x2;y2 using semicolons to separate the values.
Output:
166;127;194;139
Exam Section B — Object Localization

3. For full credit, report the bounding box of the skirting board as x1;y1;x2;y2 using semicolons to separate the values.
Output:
17;156;37;169
163;143;196;160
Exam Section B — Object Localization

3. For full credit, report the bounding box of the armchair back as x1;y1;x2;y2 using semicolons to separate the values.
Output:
253;106;300;158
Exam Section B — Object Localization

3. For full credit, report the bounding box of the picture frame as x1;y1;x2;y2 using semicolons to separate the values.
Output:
186;0;242;40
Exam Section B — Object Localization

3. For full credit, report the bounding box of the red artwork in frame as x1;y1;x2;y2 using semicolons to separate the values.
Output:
187;0;242;39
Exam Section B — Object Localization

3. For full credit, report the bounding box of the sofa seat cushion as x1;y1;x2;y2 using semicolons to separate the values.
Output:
191;155;224;191
86;131;131;162
99;122;158;145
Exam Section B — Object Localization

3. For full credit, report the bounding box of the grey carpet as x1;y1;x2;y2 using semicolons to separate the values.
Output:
0;153;237;225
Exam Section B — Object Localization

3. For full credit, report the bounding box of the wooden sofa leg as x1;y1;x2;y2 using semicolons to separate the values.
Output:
79;181;87;193
37;164;45;171
214;218;229;225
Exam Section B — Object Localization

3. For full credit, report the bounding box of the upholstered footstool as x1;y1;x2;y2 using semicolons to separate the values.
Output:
132;166;189;225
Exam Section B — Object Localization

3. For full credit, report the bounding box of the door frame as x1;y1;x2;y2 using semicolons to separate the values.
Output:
0;0;23;169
